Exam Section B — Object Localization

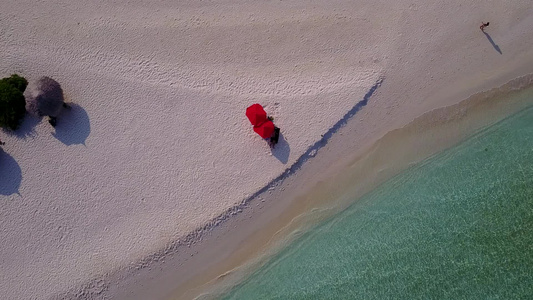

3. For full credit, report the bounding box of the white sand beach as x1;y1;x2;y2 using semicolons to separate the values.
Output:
1;0;532;299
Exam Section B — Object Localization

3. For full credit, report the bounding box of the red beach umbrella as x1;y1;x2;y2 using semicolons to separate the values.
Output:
253;120;275;139
246;103;268;126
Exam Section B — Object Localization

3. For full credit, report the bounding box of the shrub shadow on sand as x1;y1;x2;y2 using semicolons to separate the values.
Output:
271;132;290;164
0;149;22;196
3;114;40;139
52;103;90;146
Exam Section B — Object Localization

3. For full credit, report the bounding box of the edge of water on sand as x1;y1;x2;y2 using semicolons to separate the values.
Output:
180;73;533;300
51;73;533;300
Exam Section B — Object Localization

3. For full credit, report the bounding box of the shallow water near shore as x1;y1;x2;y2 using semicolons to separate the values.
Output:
219;97;533;299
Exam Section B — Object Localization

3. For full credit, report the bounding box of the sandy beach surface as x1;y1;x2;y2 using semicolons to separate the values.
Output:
1;0;532;299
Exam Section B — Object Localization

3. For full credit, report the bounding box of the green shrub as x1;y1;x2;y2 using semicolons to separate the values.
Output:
0;74;28;130
3;74;28;93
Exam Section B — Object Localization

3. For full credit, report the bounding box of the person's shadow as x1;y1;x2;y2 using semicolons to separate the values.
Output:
52;103;91;145
0;149;22;196
271;132;290;164
483;32;502;54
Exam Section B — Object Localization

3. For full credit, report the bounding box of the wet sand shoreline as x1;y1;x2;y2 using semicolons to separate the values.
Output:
101;73;533;300
1;1;532;299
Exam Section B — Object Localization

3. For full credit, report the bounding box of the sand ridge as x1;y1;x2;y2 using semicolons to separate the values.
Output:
0;0;532;299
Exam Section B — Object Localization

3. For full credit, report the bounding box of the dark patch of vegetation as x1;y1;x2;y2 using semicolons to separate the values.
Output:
0;74;28;130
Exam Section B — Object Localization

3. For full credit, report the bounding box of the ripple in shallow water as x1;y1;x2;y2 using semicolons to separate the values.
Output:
223;104;533;299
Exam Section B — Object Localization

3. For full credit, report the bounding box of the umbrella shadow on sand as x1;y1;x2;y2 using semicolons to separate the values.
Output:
271;132;290;164
52;103;91;146
0;149;22;196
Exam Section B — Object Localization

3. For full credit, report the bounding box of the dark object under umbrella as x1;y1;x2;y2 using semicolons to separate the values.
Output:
269;126;280;147
25;77;65;126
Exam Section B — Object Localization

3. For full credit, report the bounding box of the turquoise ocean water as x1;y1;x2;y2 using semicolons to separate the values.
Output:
222;104;533;299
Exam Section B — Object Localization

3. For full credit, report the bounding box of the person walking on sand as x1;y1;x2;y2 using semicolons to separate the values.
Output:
480;22;490;31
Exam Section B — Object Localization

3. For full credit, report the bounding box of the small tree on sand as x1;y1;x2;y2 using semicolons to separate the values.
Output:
0;74;28;130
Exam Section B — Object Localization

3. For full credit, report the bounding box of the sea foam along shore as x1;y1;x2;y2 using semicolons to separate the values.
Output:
1;0;533;299
127;74;533;300
1;1;382;299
